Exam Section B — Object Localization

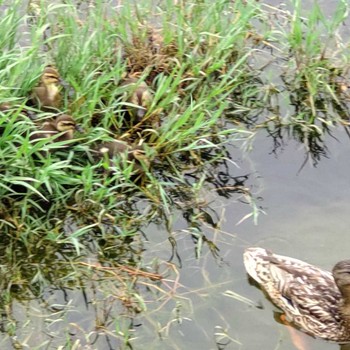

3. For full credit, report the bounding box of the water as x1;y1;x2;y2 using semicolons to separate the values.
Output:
128;124;350;350
229;127;350;350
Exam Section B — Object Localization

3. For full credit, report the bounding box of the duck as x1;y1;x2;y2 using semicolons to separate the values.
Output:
30;114;83;143
0;103;39;132
29;66;63;111
147;26;164;54
95;139;149;174
0;103;11;112
121;76;153;123
0;102;37;120
243;247;350;343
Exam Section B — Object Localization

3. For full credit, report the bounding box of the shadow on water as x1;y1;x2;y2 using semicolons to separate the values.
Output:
0;228;176;348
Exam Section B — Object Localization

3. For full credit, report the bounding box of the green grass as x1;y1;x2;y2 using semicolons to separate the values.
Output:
0;0;261;241
256;0;350;162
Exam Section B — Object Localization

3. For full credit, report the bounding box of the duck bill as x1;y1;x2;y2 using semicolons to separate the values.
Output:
75;124;84;133
137;108;146;120
59;78;70;90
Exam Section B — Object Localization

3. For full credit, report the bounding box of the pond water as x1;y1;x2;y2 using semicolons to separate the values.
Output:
130;124;350;350
3;122;347;350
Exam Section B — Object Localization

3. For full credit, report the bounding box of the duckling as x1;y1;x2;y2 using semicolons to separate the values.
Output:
30;114;82;143
0;103;11;112
29;66;62;111
0;103;39;134
121;76;153;123
96;139;149;174
147;27;164;54
0;102;37;120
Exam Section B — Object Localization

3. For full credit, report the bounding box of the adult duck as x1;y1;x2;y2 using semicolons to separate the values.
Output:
243;247;350;342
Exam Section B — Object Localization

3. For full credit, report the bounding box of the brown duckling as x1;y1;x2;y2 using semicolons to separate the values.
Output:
147;27;164;54
0;102;37;120
0;103;11;112
121;76;153;123
96;139;149;174
29;66;63;111
30;114;82;143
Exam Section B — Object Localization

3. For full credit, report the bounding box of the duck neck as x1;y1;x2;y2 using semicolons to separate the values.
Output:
340;286;350;328
46;84;59;102
54;129;72;142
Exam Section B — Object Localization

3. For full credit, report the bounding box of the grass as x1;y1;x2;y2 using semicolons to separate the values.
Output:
0;0;349;348
254;0;350;163
0;0;259;241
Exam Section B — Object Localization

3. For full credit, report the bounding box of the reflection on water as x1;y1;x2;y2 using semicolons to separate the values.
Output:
0;231;181;349
0;142;255;349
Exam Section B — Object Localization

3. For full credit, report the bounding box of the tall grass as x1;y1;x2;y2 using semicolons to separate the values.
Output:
0;0;261;245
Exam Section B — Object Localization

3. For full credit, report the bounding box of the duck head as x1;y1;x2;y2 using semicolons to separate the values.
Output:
40;66;62;86
333;260;350;298
128;81;152;120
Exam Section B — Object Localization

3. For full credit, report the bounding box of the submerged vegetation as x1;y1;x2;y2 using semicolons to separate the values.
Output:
0;0;349;348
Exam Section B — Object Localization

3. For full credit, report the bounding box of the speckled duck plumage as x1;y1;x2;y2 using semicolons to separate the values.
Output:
244;247;350;343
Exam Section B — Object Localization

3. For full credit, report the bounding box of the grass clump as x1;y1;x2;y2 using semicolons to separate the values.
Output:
247;1;350;162
0;0;259;245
